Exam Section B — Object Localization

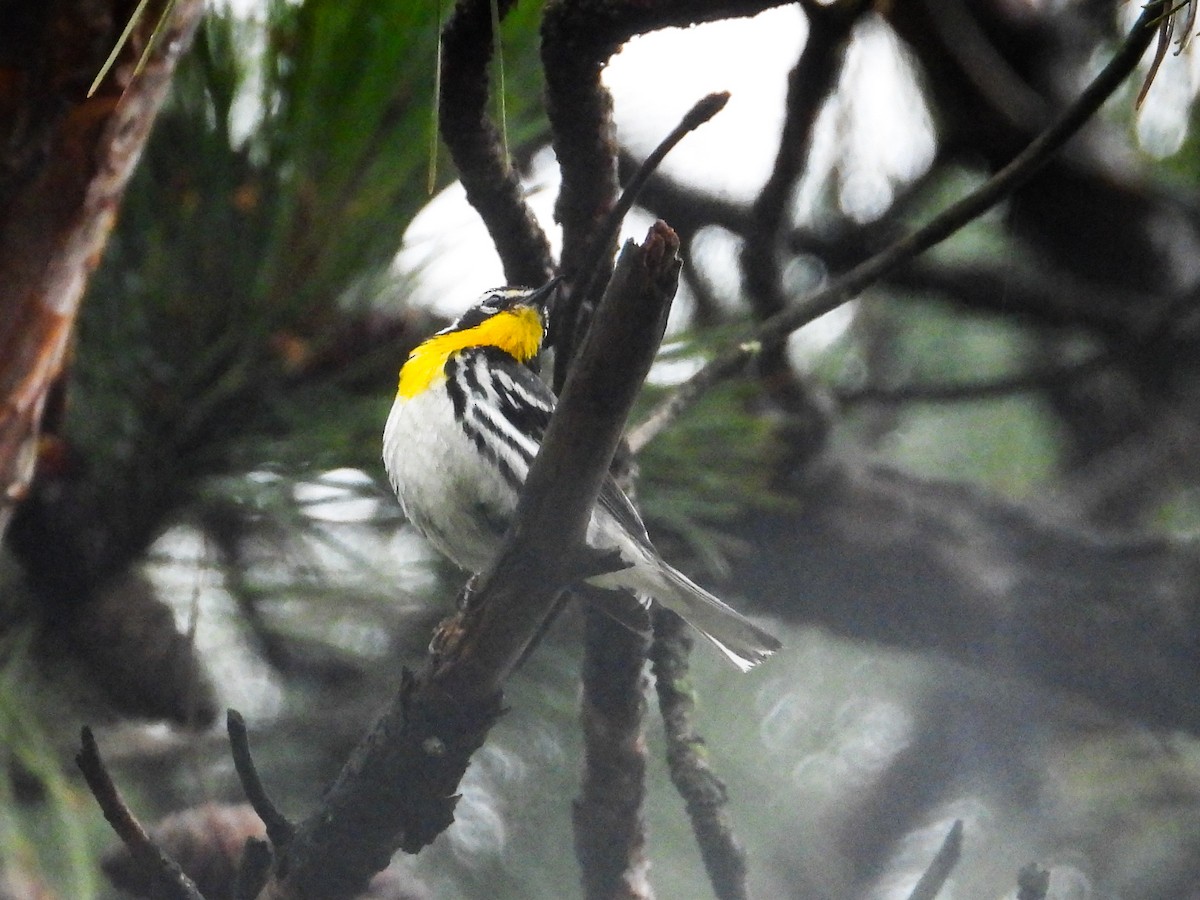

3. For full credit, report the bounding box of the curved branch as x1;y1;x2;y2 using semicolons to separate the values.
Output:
627;1;1164;454
440;0;555;286
77;727;206;900
227;709;294;850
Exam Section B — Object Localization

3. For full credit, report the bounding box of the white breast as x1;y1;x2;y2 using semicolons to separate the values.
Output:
383;385;522;573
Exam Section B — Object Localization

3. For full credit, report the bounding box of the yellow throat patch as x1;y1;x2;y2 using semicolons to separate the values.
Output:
396;306;544;399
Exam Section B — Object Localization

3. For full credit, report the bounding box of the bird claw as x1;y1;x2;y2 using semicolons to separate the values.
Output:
456;574;482;612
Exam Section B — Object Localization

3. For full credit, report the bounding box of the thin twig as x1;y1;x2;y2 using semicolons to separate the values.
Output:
905;820;964;900
567;92;730;364
627;1;1164;455
650;608;749;900
227;709;296;850
76;727;206;900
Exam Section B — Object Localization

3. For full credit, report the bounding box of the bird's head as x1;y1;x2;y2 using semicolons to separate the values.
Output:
397;279;561;399
441;280;560;361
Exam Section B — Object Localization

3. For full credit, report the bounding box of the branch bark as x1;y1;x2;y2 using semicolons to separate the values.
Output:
574;591;654;900
739;0;866;466
77;727;207;900
0;0;204;540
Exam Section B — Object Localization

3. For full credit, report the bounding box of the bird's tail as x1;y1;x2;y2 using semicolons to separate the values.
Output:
623;557;781;672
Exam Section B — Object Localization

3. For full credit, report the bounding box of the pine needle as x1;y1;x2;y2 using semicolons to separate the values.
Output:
87;0;153;97
133;0;181;79
87;0;181;97
490;0;509;162
428;0;444;195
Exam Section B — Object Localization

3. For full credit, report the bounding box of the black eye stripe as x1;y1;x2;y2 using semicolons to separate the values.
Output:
442;288;540;334
453;307;492;330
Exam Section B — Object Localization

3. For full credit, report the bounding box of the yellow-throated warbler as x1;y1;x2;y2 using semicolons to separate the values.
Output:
383;282;780;671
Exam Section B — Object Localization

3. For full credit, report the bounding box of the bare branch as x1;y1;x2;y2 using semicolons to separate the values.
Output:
542;0;795;389
739;0;866;463
627;1;1165;454
76;727;206;900
227;709;295;850
905;820;963;900
565;92;730;377
742;0;864;322
574;590;653;900
439;0;555;286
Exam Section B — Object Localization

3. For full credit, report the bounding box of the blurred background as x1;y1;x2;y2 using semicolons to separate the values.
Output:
3;0;1200;897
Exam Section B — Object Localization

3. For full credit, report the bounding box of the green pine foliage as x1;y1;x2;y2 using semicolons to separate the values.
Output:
79;0;548;506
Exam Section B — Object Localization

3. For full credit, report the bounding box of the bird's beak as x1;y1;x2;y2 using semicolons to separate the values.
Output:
526;276;563;315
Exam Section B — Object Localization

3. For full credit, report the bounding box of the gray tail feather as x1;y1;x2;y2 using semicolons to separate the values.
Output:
633;561;781;672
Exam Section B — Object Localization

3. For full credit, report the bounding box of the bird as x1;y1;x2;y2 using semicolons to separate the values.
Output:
382;281;781;671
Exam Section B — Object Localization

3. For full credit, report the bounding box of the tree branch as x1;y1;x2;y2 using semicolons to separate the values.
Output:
650;608;750;900
574;591;654;900
0;0;204;541
542;0;795;389
259;224;681;900
627;0;1164;454
76;727;206;900
905;820;963;900
565;92;729;379
227;709;295;851
439;0;555;287
739;0;866;464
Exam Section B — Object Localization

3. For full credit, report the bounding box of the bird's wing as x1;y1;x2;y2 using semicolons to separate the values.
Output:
597;477;651;545
486;351;652;547
484;349;554;444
